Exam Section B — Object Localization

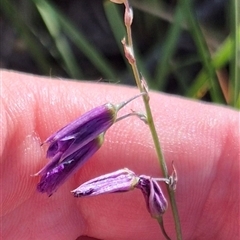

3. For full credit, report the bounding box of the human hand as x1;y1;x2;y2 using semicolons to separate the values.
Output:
1;70;239;240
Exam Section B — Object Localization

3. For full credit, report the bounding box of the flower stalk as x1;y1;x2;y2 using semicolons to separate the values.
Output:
117;1;182;239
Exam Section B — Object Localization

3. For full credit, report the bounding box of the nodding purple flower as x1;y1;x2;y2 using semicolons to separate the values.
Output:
44;103;117;161
42;93;144;162
72;168;168;219
72;168;139;197
35;93;145;195
37;135;104;196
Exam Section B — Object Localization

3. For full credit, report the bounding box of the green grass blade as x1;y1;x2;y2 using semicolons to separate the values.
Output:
48;1;117;80
103;2;129;69
153;4;183;90
103;2;126;52
2;0;51;74
33;0;83;79
130;0;176;26
181;0;225;103
186;36;234;98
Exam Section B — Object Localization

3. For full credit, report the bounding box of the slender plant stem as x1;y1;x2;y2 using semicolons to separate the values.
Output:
157;217;171;240
231;0;240;108
123;2;182;239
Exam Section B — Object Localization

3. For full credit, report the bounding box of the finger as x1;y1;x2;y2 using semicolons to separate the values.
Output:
1;70;239;240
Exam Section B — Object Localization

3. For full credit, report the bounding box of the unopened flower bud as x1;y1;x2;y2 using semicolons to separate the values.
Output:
136;175;168;218
124;7;133;27
122;38;135;64
72;168;139;197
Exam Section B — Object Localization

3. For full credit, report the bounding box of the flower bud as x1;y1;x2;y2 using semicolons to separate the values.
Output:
136;176;168;218
122;38;135;64
124;7;133;27
72;168;139;197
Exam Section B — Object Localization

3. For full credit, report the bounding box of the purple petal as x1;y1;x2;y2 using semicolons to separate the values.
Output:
37;135;104;196
33;152;62;176
136;175;168;218
72;168;139;197
45;104;117;159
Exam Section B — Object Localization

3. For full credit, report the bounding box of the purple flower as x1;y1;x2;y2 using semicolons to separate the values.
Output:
136;175;168;218
72;168;168;219
42;93;144;162
72;168;139;197
37;135;104;196
35;93;145;195
44;103;118;161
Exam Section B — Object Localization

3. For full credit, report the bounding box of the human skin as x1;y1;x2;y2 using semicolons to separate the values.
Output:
1;70;239;240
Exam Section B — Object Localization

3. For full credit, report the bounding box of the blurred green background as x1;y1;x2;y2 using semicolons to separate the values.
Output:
1;0;239;107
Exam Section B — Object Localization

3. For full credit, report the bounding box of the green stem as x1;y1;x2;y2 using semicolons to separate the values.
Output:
157;217;171;240
124;2;182;239
231;0;240;108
